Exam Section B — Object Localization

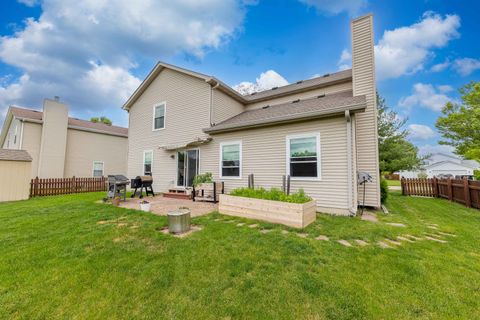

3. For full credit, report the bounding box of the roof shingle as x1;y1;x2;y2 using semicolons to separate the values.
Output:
0;149;32;162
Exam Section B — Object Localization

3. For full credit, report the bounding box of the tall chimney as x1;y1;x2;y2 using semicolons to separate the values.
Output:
351;14;381;208
37;98;69;178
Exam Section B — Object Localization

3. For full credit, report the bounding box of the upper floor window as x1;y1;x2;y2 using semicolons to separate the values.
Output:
153;103;166;130
220;141;242;178
93;161;104;177
144;150;153;175
287;133;321;179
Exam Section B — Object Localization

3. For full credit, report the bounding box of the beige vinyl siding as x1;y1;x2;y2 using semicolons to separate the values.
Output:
212;89;245;124
245;82;352;110
21;122;42;178
351;15;380;208
2;118;21;149
200;116;351;214
0;160;31;202
64;129;127;177
127;68;211;191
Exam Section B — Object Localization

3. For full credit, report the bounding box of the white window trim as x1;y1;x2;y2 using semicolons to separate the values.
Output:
143;150;153;175
92;161;104;177
219;140;242;179
152;102;166;131
286;132;321;181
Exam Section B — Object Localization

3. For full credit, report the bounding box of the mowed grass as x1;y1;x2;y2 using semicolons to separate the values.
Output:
0;192;479;319
386;179;401;186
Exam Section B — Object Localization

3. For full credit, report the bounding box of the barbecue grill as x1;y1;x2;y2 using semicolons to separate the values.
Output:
131;175;155;198
107;175;129;201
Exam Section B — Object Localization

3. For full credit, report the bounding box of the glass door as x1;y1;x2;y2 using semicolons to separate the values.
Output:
177;149;199;187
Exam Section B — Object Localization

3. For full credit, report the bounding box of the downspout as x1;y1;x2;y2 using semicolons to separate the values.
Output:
19;120;24;150
345;110;356;216
209;81;220;126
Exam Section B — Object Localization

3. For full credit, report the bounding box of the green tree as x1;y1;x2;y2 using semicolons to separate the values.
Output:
90;116;112;126
436;81;480;161
377;93;422;173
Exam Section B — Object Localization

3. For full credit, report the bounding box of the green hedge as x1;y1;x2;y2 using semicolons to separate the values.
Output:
229;187;312;204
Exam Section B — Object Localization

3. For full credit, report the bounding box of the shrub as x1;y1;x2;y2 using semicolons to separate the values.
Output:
417;172;428;179
229;187;312;204
192;172;213;187
474;169;480;181
380;178;388;204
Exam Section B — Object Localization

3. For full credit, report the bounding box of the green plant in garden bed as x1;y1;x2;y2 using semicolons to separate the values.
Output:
192;172;213;187
230;187;312;204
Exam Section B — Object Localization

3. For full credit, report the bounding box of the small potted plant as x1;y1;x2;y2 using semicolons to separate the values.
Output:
139;200;151;212
112;196;121;207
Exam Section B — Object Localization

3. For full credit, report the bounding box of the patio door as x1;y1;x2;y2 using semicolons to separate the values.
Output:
177;149;199;188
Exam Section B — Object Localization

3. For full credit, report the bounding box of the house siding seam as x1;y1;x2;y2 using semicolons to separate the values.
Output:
351;15;381;208
211;89;245;125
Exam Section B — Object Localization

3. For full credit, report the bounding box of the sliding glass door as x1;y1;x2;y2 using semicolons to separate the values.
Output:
177;149;199;187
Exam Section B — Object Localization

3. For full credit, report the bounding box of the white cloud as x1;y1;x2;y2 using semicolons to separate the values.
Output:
375;12;460;80
437;84;454;93
417;144;455;157
408;124;436;140
399;83;451;112
452;57;480;76
17;0;39;6
337;49;351;71
233;70;289;95
431;60;450;72
0;0;254;125
299;0;367;16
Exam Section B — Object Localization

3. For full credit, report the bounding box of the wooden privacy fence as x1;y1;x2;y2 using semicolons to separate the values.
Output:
30;176;107;197
401;177;480;209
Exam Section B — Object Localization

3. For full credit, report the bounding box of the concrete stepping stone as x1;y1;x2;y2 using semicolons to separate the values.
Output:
397;236;414;243
214;218;221;222
361;212;378;222
403;234;423;241
427;225;439;230
425;236;447;243
377;241;392;249
386;222;406;227
385;239;402;246
260;229;272;234
248;224;258;228
337;240;352;247
281;230;289;235
315;235;329;241
355;239;369;246
236;223;245;227
296;233;308;238
427;223;439;227
437;231;456;237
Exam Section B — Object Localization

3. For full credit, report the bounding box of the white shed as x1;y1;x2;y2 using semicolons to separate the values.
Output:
0;149;32;202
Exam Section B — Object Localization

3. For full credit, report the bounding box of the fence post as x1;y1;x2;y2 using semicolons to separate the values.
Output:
432;177;438;198
71;176;76;194
447;178;453;201
401;178;405;195
464;177;472;207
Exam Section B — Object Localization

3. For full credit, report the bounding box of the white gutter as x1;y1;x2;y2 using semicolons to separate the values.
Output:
19;120;24;149
345;110;356;216
209;81;220;126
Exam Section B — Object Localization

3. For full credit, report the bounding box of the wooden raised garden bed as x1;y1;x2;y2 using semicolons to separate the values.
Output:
218;194;316;228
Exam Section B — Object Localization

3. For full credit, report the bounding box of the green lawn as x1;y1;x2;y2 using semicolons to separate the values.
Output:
386;179;401;186
1;192;479;319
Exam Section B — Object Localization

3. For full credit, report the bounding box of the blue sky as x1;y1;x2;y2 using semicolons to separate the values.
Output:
0;0;479;155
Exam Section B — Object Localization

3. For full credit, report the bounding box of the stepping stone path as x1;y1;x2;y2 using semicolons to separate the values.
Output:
425;236;447;243
427;225;439;230
315;235;329;241
386;222;406;227
385;239;402;246
377;241;392;249
403;234;423;241
296;233;309;238
248;224;258;228
361;212;378;222
236;223;245;227
355;239;369;246
337;240;352;247
281;230;289;235
397;236;415;243
224;220;235;223
214;219;221;222
260;229;272;234
437;231;456;237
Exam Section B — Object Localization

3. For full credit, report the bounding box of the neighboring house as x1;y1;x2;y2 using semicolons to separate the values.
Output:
399;153;480;179
124;14;380;215
0;98;128;178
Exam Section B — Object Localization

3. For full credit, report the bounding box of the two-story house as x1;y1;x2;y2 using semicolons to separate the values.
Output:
123;14;380;215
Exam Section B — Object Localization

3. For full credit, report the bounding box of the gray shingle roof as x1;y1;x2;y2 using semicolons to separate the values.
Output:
10;106;128;137
0;149;32;162
204;90;366;134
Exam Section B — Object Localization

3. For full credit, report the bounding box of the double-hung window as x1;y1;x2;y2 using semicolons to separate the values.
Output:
93;161;104;177
143;150;153;175
220;141;241;178
153;103;166;130
287;133;321;179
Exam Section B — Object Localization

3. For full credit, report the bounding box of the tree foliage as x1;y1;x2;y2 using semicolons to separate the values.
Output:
90;116;112;126
436;81;480;161
377;93;422;173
